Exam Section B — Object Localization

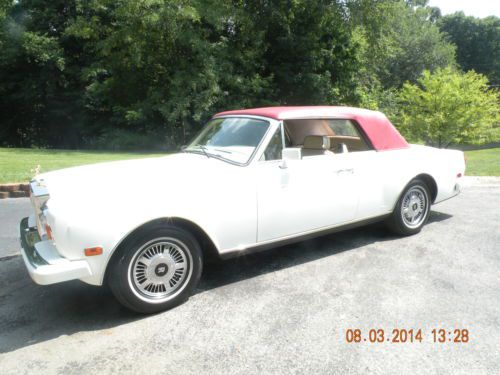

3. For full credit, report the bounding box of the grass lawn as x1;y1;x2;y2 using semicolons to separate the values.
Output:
0;148;165;184
0;146;498;184
464;148;500;176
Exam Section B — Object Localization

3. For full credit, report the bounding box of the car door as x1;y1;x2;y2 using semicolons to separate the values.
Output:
256;129;359;243
327;119;388;218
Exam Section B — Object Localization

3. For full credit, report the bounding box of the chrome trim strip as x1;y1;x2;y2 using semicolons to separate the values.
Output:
219;212;392;259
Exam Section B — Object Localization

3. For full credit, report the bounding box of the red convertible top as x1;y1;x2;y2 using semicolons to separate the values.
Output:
214;106;409;151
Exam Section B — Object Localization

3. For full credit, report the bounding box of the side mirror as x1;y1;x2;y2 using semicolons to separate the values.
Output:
279;158;288;169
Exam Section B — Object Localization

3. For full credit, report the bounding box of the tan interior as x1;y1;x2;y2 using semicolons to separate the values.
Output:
326;135;369;152
285;119;334;145
282;119;370;158
301;135;334;157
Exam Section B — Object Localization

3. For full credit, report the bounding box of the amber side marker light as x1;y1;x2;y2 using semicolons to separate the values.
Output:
84;247;103;256
45;224;53;240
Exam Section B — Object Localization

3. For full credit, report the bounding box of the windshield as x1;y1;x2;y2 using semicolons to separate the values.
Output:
184;117;271;164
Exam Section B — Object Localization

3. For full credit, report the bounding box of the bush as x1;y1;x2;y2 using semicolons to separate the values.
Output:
396;67;499;148
87;129;171;151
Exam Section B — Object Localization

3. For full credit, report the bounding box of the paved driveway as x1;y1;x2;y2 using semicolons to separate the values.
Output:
0;178;499;374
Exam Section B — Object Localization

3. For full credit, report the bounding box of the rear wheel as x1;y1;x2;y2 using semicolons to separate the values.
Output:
386;179;431;236
108;226;202;313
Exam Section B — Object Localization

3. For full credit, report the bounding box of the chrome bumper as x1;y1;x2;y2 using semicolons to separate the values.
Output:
20;216;92;285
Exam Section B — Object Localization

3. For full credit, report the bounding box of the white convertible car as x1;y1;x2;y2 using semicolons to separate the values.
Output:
20;106;465;313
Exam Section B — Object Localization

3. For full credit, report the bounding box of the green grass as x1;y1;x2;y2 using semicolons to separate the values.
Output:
0;148;165;184
0;146;498;184
464;148;500;176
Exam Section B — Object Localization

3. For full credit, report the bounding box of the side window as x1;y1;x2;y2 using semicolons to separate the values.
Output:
327;119;370;152
328;119;360;137
262;128;283;161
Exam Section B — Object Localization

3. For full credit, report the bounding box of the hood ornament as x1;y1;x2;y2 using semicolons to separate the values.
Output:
31;165;41;178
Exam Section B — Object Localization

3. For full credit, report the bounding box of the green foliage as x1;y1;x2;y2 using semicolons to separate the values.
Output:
439;12;500;85
397;67;499;147
89;128;169;151
242;0;358;104
347;0;456;127
67;0;232;147
348;0;455;89
0;0;87;148
1;0;360;149
0;1;496;151
72;0;358;146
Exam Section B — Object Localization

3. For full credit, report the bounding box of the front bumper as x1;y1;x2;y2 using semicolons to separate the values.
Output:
20;216;92;285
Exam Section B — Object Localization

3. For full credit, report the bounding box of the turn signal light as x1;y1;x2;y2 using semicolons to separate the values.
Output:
84;247;103;256
45;224;53;240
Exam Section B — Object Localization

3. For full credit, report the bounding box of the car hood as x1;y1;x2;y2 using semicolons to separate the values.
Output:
37;152;239;214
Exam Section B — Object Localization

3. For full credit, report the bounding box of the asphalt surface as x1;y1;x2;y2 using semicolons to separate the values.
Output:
0;197;31;259
0;177;499;374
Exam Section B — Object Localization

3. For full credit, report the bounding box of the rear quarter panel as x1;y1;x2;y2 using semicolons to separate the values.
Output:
375;145;465;211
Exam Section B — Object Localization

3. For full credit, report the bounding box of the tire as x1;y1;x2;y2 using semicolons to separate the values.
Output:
385;178;431;236
108;226;203;314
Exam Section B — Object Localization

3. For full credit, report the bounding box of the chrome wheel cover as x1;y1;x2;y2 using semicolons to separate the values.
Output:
401;186;429;228
128;238;192;303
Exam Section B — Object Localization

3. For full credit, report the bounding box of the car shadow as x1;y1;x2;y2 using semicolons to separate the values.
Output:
427;210;453;223
0;210;451;353
199;222;392;292
199;211;453;292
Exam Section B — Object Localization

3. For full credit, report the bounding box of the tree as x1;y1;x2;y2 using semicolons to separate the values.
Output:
62;0;275;148
3;0;490;151
64;0;360;148
348;0;455;89
241;0;359;105
439;12;500;85
0;0;89;148
397;67;499;148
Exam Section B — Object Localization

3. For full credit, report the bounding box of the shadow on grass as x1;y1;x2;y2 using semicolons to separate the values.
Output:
0;210;451;353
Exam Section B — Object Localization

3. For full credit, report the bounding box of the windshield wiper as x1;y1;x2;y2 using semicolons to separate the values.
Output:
183;145;211;159
212;148;233;154
182;145;237;164
198;145;211;158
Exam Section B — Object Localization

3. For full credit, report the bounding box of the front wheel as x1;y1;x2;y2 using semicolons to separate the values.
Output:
108;226;203;313
386;179;431;236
